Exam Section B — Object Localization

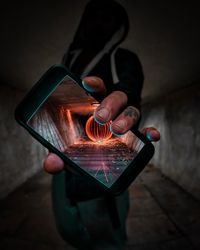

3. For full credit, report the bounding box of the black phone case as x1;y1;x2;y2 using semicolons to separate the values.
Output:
15;64;155;195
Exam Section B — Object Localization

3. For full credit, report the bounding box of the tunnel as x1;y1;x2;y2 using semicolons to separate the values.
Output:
0;0;200;249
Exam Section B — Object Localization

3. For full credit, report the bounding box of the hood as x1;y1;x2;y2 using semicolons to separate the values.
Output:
63;0;129;77
71;0;129;51
67;0;129;51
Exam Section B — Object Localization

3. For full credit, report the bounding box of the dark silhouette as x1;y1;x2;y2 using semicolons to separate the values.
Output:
52;0;144;249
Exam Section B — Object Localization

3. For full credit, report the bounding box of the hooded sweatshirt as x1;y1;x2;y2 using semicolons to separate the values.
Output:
62;0;144;110
60;0;144;201
52;4;145;247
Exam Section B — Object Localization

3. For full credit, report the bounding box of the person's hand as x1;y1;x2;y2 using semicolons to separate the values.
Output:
43;76;160;174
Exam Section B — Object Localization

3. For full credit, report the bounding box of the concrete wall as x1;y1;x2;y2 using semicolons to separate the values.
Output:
0;84;46;199
141;83;200;200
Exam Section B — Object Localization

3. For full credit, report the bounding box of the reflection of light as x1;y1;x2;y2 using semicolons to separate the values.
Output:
85;116;112;143
66;109;77;142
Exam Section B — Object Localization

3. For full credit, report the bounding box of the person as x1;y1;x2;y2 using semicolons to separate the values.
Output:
44;0;160;249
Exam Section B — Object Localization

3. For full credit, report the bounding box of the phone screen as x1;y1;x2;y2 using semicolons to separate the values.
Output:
28;76;144;187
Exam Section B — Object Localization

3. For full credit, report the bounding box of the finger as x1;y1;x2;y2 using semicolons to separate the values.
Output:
111;106;140;135
43;153;64;174
94;91;128;124
82;76;106;95
141;127;160;142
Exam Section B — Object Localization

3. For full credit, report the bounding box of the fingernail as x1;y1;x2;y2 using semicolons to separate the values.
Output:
94;115;106;125
109;124;124;137
82;80;96;93
95;108;110;123
113;120;127;131
146;133;153;141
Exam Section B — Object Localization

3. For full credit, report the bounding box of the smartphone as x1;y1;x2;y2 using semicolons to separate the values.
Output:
15;65;154;195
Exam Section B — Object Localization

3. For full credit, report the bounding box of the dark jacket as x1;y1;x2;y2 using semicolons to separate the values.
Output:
60;0;144;201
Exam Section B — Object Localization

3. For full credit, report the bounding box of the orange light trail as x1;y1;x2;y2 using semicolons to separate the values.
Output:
66;109;77;142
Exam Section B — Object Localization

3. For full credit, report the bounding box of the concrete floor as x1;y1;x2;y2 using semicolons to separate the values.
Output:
0;165;200;250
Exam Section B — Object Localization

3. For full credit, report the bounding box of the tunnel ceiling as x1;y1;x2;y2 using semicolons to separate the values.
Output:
0;0;200;102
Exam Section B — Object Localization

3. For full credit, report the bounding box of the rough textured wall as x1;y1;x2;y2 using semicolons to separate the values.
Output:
0;85;46;199
141;83;200;200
